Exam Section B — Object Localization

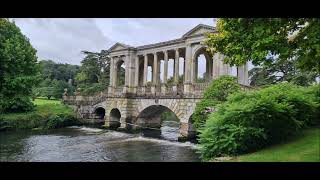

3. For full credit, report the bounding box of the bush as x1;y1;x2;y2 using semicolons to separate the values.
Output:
191;76;241;130
198;123;266;160
203;75;241;101
191;99;219;130
305;84;320;126
0;96;35;113
198;83;319;160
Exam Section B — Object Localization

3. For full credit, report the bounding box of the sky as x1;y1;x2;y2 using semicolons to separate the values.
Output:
13;18;242;79
13;18;215;66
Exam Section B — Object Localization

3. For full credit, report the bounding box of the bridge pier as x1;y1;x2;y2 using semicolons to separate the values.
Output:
178;122;196;141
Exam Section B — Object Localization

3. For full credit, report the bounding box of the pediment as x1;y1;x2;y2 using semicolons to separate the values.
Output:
108;43;133;52
182;24;216;38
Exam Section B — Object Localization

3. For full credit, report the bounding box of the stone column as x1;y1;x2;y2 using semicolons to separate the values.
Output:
184;44;193;95
212;54;218;79
244;62;249;85
162;51;168;95
174;49;179;84
193;59;198;82
208;56;213;79
157;57;161;84
151;52;158;94
205;59;209;79
163;51;168;84
123;56;129;93
142;54;148;93
108;57;115;94
173;49;180;95
237;62;249;85
134;56;139;93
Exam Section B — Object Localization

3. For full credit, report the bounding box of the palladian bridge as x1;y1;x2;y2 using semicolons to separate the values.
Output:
63;24;250;140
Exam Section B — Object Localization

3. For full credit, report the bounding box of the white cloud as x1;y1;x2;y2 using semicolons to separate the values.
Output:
13;18;215;66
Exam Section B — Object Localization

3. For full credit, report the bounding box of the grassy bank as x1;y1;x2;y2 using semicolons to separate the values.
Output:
0;98;80;131
221;128;320;162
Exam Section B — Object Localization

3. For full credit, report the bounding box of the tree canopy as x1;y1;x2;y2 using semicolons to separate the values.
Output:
0;18;40;112
204;18;320;75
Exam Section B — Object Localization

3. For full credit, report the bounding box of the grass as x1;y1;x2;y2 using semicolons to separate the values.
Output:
0;98;79;131
224;128;320;162
33;98;74;115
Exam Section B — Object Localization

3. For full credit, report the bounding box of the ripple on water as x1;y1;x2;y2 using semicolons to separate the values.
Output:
0;126;200;162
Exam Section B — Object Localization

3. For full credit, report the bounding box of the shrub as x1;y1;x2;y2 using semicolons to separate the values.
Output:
305;84;320;126
203;75;241;101
198;82;319;160
0;96;35;113
191;99;219;130
198;123;266;160
44;114;80;129
191;76;241;130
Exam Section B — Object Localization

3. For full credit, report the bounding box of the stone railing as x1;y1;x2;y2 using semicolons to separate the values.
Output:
63;82;257;107
193;82;209;91
114;86;124;97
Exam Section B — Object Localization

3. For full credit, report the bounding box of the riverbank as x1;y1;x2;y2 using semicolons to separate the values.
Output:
215;128;320;162
0;98;81;131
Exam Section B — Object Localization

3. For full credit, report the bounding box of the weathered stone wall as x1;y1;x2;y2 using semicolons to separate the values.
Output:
74;96;201;139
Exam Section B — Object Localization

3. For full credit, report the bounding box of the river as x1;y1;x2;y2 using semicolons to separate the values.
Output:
0;121;200;162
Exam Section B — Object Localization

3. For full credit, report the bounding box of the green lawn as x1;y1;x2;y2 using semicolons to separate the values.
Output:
0;98;77;130
33;98;74;115
226;128;320;162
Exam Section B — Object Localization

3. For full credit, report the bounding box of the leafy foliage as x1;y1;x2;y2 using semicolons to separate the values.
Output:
0;18;40;113
76;83;107;96
75;51;109;85
166;75;184;85
191;76;241;130
0;99;80;131
203;75;241;101
38;60;80;82
249;58;318;87
198;83;319;160
75;51;113;95
204;18;320;75
198;123;266;160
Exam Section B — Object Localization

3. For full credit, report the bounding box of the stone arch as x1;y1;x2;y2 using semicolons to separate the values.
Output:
93;107;106;120
108;108;121;128
136;99;183;122
192;46;213;82
136;104;180;128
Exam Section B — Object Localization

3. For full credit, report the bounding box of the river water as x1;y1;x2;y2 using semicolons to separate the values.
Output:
0;121;200;162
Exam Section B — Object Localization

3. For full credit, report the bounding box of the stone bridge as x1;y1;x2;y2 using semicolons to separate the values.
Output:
63;24;250;140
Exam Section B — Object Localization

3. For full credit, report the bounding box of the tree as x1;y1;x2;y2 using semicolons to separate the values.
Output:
75;51;110;85
249;58;318;87
75;50;111;95
38;60;80;82
204;18;320;75
0;19;40;113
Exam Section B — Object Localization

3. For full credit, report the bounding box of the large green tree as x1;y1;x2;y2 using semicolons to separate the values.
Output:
204;18;320;76
249;58;318;87
75;50;113;95
38;60;80;82
34;60;79;99
0;18;40;113
75;51;109;85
